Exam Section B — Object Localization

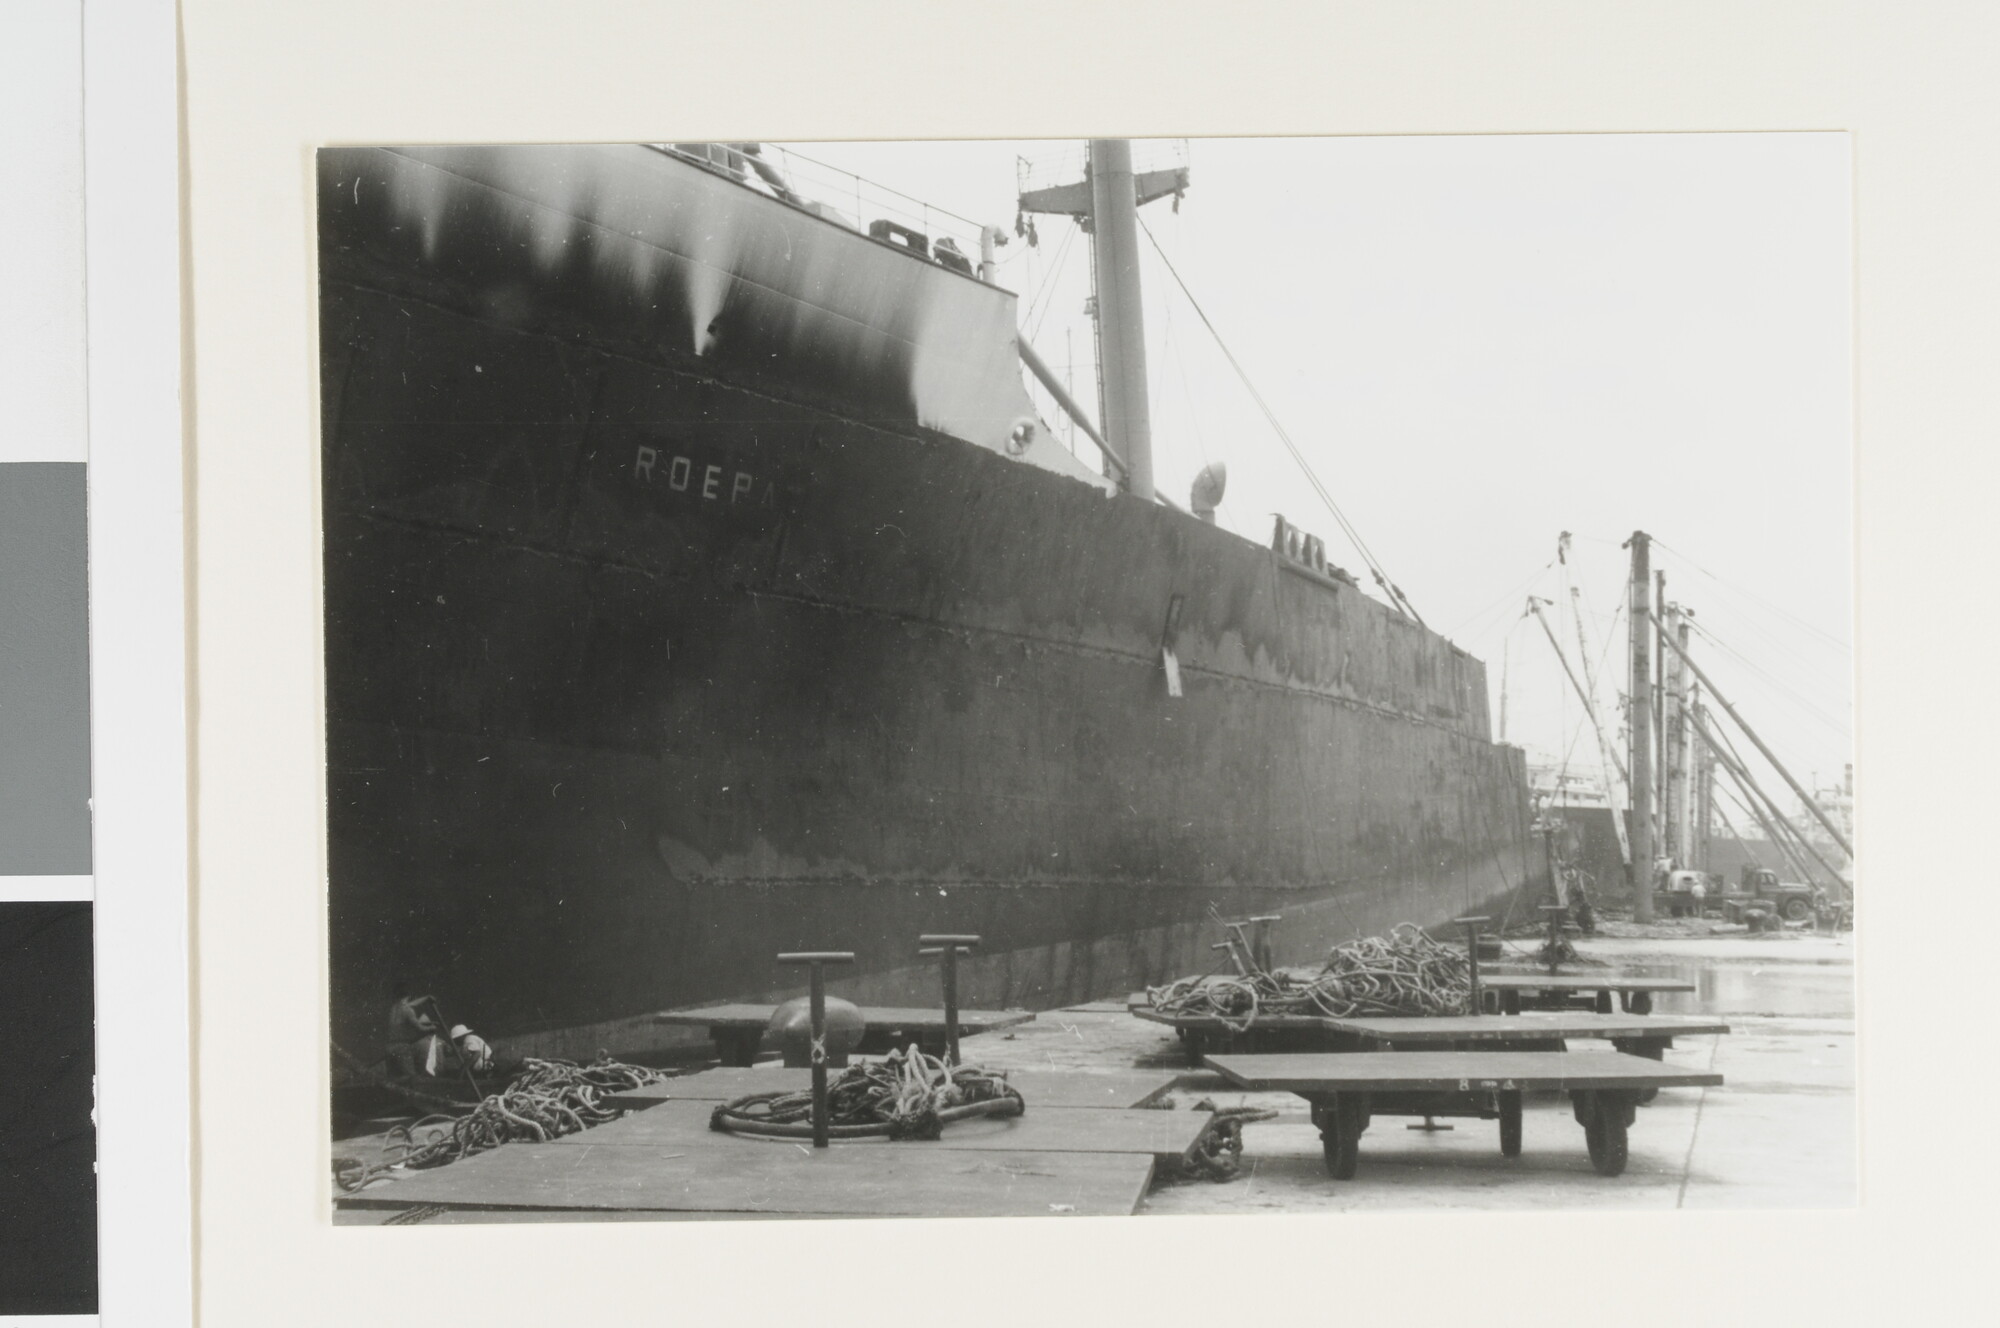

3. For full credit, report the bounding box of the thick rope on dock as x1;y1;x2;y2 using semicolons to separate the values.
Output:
709;1045;1024;1141
1145;923;1473;1031
333;1053;671;1192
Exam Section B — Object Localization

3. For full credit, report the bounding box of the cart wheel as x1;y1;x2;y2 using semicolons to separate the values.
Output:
1586;1100;1629;1177
1630;990;1654;1015
1596;990;1614;1014
1498;1093;1523;1159
1321;1097;1363;1180
1321;1127;1358;1179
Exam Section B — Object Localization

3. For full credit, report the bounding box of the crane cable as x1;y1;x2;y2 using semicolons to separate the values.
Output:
1136;214;1422;625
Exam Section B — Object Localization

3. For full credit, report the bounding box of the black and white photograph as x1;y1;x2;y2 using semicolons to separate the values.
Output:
23;0;2000;1318
320;132;1853;1223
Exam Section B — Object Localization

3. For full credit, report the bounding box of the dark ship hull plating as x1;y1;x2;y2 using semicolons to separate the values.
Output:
320;145;1537;1056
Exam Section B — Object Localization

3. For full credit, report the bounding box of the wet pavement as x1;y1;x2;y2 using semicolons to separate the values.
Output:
1531;933;1856;1019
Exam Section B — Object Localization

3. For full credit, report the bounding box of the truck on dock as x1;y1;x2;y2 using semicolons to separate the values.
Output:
1655;865;1826;925
1730;866;1825;924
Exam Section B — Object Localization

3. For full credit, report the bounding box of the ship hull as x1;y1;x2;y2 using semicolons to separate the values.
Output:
320;145;1536;1057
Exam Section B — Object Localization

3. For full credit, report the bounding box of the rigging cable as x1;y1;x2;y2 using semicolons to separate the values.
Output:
1650;536;1849;652
768;144;992;237
1702;704;1820;859
1025;218;1077;342
1159;259;1238;533
1444;556;1556;642
1136;214;1422;624
1684;618;1851;739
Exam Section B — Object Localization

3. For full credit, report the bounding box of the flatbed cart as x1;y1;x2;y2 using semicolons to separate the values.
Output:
653;1004;1034;1067
1477;973;1696;1015
1205;1050;1722;1179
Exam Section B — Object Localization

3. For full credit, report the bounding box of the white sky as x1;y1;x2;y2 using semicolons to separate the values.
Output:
775;134;1853;819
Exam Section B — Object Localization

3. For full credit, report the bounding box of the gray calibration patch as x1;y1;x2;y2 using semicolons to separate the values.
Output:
0;463;92;873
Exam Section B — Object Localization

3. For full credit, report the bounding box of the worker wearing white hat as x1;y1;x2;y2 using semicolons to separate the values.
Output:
451;1024;494;1073
422;1023;494;1076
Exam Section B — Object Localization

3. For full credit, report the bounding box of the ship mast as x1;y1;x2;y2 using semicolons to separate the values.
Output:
1087;141;1157;503
1019;140;1187;501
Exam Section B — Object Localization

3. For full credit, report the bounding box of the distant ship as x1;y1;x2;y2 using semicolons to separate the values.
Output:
318;140;1538;1057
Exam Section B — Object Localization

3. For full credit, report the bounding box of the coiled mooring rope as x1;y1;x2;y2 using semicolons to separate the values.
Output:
709;1045;1025;1141
1145;923;1473;1031
333;1053;671;1192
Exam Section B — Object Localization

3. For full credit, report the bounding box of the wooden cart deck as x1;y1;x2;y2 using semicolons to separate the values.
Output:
1206;1050;1722;1179
1129;977;1706;1062
1477;974;1696;1015
1321;1012;1729;1058
652;1004;1035;1065
1207;1049;1720;1092
1127;1006;1330;1033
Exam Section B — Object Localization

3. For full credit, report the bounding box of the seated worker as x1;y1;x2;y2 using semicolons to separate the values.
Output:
421;1024;495;1077
384;980;439;1079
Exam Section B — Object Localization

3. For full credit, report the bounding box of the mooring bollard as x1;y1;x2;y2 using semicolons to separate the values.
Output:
1454;916;1490;1016
917;934;980;1065
777;951;856;1148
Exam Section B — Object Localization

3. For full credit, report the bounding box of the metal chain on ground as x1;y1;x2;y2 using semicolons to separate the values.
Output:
709;1045;1025;1141
1145;923;1473;1029
1162;1101;1281;1183
333;1053;672;1192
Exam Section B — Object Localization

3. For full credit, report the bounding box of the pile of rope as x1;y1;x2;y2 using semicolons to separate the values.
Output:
1145;923;1473;1031
1312;925;1473;1016
710;1045;1024;1141
333;1053;671;1192
1145;970;1293;1032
